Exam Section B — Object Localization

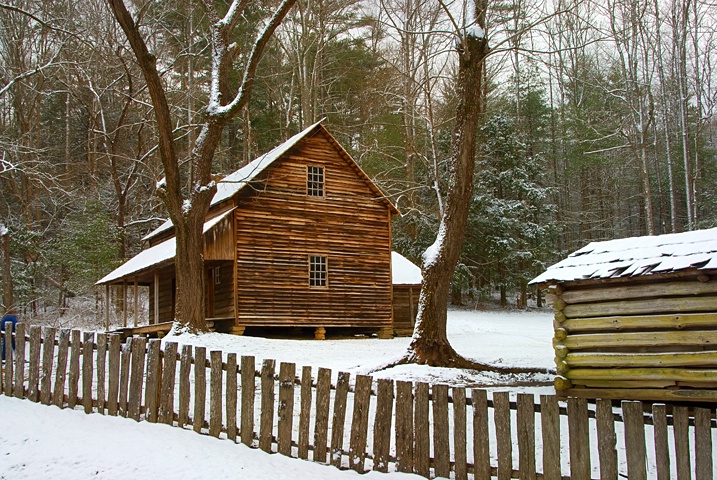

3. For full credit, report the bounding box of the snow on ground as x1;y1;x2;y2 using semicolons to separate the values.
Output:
0;308;557;479
0;397;421;480
162;308;556;391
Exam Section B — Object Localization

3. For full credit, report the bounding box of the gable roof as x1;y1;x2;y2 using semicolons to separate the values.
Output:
530;227;717;286
144;120;397;242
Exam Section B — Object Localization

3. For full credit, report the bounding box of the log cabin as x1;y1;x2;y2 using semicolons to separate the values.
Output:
530;227;717;402
97;121;420;339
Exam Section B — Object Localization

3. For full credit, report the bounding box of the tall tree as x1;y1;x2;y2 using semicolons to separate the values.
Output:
107;0;297;331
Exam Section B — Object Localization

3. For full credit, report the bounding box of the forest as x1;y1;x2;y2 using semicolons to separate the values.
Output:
1;0;716;319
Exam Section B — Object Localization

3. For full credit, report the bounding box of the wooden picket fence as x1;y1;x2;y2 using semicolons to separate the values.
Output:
2;324;716;479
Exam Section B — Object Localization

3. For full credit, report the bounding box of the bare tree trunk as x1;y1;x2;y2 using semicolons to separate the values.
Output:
406;2;488;367
1;227;13;311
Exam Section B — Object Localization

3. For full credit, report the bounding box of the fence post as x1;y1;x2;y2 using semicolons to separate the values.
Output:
622;401;647;480
145;339;162;423
106;334;120;416
453;387;468;480
413;381;430;477
118;338;131;416
596;398;617;480
277;362;296;456
68;330;81;408
225;353;238;441
473;389;491;480
694;407;714;480
52;329;70;407
540;395;561;480
673;406;691;480
567;397;591;480
313;367;331;463
297;365;313;459
349;374;372;473
128;336;147;421
259;358;276;452
96;333;107;413
209;350;223;437
652;404;670;480
193;346;207;433
27;326;41;402
40;327;56;405
178;344;192;428
160;342;178;425
240;355;256;446
82;332;95;414
330;371;350;468
517;393;536;480
494;391;513;480
373;378;394;473
13;323;25;398
395;380;415;473
433;384;450;478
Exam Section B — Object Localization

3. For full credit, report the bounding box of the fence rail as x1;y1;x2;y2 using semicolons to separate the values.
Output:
2;324;715;479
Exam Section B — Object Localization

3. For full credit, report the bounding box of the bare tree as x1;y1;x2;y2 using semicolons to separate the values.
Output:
107;0;297;331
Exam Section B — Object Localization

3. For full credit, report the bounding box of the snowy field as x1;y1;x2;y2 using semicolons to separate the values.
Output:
0;308;556;480
163;308;556;391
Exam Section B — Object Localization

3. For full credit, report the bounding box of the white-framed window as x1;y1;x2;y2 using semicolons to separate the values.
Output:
307;165;324;197
309;255;327;287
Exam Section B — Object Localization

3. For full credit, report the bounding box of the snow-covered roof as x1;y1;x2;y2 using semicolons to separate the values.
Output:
392;252;422;285
97;210;234;285
143;120;324;242
530;227;717;286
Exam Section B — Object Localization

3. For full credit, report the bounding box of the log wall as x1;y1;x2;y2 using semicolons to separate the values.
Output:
549;273;717;402
233;130;393;329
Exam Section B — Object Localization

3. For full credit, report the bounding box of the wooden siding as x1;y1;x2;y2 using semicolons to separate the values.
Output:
204;212;235;261
393;285;419;334
149;267;175;324
207;262;235;318
550;272;717;402
234;131;393;328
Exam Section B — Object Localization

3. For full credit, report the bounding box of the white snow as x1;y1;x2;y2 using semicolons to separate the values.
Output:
0;397;420;480
391;251;422;285
531;226;717;285
161;309;555;389
0;309;553;480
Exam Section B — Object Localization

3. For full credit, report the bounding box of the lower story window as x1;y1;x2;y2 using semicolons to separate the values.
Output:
309;255;327;287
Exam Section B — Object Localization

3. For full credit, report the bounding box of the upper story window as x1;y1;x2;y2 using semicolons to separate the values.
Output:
309;255;327;287
307;166;324;197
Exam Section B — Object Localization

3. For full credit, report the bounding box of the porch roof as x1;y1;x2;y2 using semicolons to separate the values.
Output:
96;209;234;285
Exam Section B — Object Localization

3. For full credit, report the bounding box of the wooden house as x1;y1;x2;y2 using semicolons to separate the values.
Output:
530;227;717;402
97;121;405;339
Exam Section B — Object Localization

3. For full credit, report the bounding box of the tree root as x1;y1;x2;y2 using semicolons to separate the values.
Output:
367;340;553;376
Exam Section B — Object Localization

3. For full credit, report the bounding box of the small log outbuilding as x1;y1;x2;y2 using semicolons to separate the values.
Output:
530;227;717;403
97;121;411;338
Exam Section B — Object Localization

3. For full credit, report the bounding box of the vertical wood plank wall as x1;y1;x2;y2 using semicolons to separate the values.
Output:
2;325;716;480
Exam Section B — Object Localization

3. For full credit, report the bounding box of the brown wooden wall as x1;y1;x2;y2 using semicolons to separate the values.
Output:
393;285;420;334
148;267;175;324
207;261;235;318
550;271;717;402
233;130;393;329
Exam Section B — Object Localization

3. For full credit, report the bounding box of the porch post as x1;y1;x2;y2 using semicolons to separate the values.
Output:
122;281;128;327
133;277;139;327
104;284;110;331
153;271;160;325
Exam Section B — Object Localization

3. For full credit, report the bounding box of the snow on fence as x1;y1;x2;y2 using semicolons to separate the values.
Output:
2;324;715;479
